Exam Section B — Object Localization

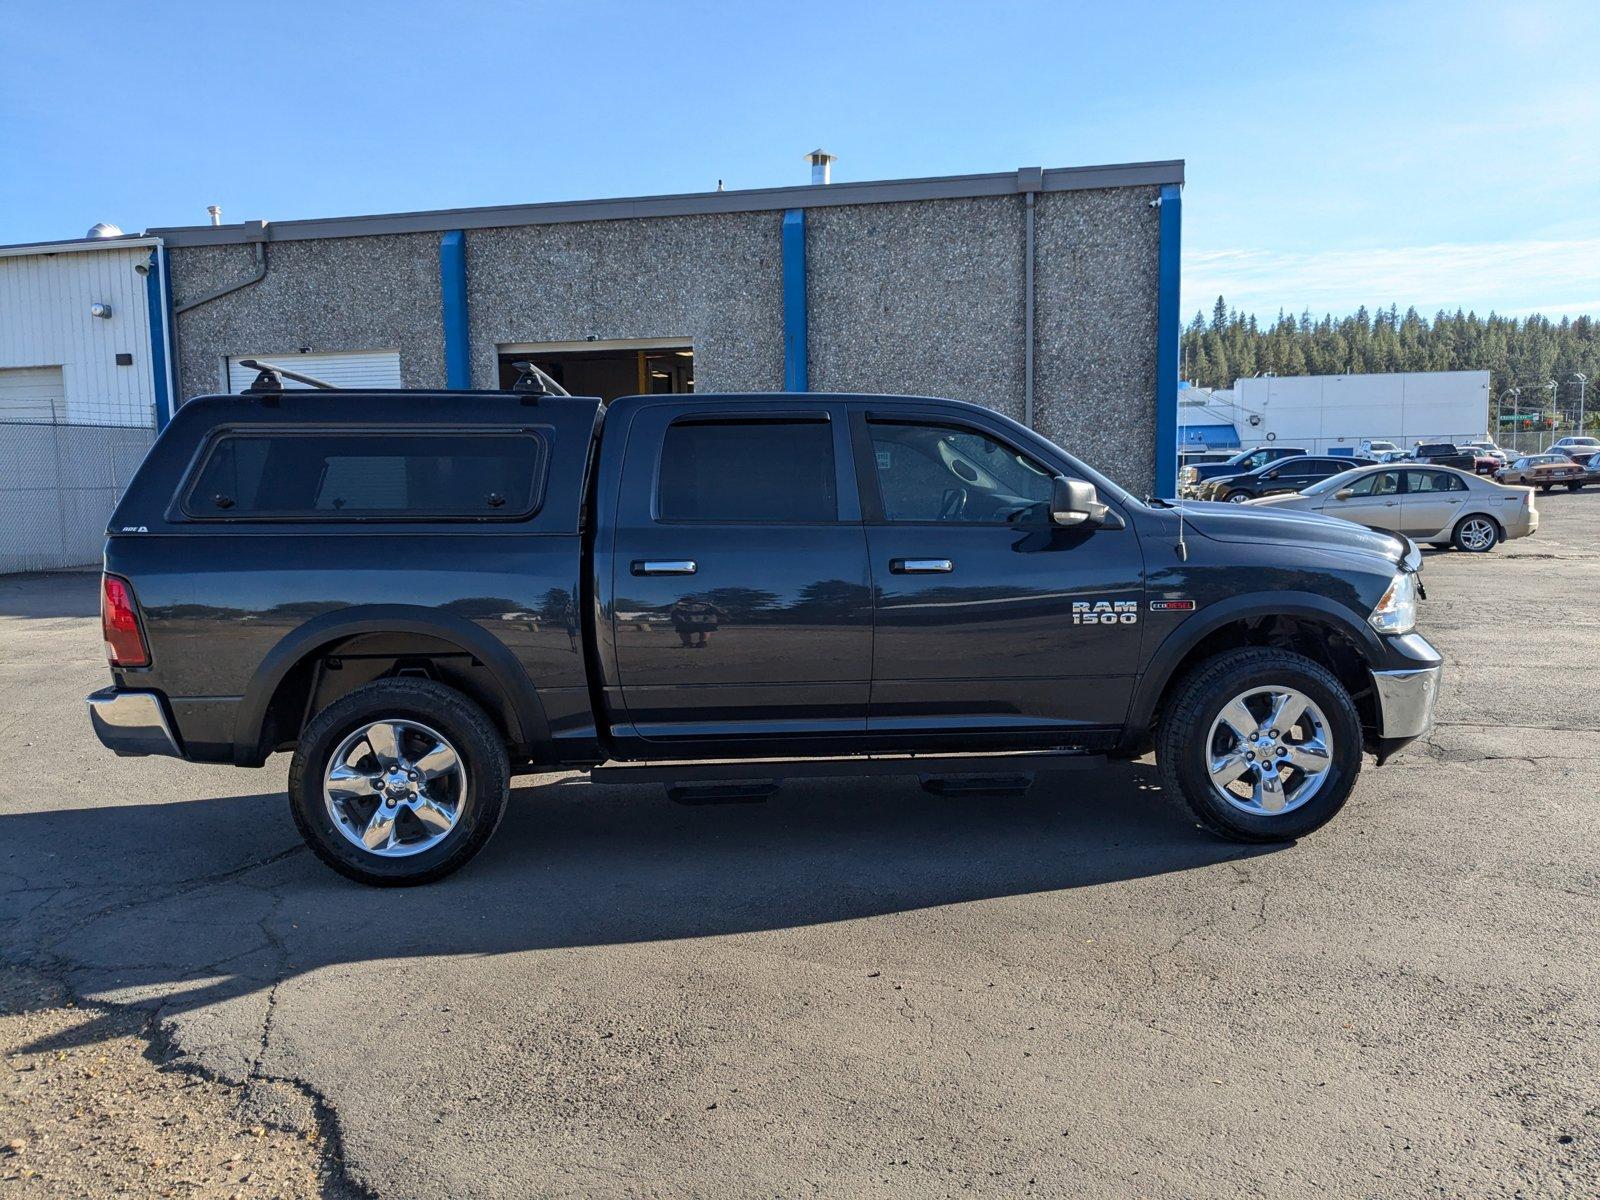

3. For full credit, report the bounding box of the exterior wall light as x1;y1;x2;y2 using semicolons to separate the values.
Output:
90;303;113;319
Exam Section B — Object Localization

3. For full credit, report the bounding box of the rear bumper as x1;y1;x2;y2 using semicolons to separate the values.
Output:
86;688;184;758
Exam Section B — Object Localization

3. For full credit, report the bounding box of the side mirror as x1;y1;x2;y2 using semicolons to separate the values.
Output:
1051;476;1109;527
1334;488;1354;500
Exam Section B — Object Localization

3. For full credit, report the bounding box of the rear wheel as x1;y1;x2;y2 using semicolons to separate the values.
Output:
1452;515;1500;553
288;679;510;886
1156;649;1362;842
1566;481;1583;491
1540;483;1553;492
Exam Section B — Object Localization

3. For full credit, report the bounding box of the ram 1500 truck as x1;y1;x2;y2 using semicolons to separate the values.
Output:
87;383;1441;885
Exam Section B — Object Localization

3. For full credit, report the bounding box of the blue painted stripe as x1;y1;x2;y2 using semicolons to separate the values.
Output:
1154;183;1182;497
440;230;470;388
781;209;807;391
145;248;172;430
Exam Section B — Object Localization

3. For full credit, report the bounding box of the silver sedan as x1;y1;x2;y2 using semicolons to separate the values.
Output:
1243;463;1537;553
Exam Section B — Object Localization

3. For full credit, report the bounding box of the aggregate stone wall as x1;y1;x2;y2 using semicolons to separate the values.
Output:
168;234;443;401
465;212;785;393
808;189;1160;497
166;187;1162;494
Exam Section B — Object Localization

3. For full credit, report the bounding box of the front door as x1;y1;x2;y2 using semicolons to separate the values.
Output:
1324;468;1402;531
606;402;872;753
854;408;1145;746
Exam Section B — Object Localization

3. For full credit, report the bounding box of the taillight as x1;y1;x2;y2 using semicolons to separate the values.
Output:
101;574;150;668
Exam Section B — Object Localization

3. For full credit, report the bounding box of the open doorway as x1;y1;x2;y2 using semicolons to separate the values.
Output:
497;339;693;401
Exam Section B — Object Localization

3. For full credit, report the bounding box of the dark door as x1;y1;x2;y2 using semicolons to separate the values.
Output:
607;402;872;752
854;408;1146;746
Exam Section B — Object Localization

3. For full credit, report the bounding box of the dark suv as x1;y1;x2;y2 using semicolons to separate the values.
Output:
1197;455;1377;503
87;378;1442;885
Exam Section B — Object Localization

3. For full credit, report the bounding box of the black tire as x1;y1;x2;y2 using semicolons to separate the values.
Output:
1566;481;1583;491
288;679;510;886
1224;490;1250;503
1451;514;1501;553
1540;483;1553;492
1156;648;1363;843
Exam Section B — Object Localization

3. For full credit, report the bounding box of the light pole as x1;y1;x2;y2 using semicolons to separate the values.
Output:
1574;372;1588;438
1505;386;1522;453
1545;380;1560;450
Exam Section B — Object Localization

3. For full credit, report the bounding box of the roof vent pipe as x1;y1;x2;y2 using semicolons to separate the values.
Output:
87;222;123;238
207;205;222;226
806;149;837;185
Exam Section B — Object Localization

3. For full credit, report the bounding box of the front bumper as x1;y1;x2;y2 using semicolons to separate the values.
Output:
86;688;183;758
1369;664;1440;740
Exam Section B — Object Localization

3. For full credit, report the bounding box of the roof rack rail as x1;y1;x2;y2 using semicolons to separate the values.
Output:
239;358;339;394
509;360;570;397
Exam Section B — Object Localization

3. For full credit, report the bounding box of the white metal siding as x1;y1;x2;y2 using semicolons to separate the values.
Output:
0;366;67;423
226;350;402;393
0;245;156;427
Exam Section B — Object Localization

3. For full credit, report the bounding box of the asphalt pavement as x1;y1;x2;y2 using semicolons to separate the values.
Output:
2;491;1597;1198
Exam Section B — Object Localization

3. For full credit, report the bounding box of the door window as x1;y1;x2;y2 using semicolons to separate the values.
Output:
658;418;836;522
868;421;1054;523
1405;470;1467;494
1345;470;1400;497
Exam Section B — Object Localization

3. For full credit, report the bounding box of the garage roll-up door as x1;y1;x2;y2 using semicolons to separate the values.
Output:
0;366;67;423
226;350;402;393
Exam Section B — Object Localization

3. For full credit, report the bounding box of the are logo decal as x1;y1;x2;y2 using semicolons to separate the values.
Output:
1149;599;1196;612
1072;599;1138;625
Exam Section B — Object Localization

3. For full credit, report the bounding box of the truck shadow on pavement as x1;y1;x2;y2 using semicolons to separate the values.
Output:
3;762;1280;1055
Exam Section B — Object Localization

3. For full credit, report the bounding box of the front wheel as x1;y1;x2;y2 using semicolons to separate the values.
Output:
1156;649;1362;842
1225;490;1250;503
1452;515;1500;552
288;679;510;886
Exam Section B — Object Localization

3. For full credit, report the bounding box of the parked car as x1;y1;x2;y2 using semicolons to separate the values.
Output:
1584;452;1600;483
1409;442;1477;471
85;372;1439;884
1179;445;1309;497
1246;464;1536;552
1358;439;1404;462
1494;454;1587;491
1459;447;1502;475
1551;436;1600;462
1197;455;1377;503
1179;448;1237;469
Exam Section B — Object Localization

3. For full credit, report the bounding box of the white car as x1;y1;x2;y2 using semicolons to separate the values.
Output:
1357;439;1404;462
1244;462;1537;552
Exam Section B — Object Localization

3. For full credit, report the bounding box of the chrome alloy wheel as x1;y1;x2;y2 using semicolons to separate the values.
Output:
1458;517;1496;551
1204;686;1332;817
323;719;468;858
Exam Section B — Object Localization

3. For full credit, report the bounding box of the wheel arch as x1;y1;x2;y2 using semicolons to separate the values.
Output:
1123;593;1382;754
232;605;550;767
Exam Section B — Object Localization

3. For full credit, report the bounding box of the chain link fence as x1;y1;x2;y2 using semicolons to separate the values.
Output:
0;421;155;574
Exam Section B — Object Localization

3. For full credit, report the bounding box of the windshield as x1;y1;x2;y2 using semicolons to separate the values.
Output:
1368;442;1398;452
1301;466;1374;496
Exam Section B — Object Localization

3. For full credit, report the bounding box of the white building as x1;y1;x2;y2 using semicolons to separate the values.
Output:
1184;371;1490;456
0;233;173;572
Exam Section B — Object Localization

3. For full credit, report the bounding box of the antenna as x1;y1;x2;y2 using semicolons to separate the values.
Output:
238;359;338;393
509;361;570;397
1175;499;1188;561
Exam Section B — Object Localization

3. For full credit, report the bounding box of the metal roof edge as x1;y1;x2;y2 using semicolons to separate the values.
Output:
148;160;1185;247
0;235;160;259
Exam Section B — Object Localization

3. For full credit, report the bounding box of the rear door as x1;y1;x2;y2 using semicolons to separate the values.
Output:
854;404;1144;745
1399;469;1469;536
605;401;873;751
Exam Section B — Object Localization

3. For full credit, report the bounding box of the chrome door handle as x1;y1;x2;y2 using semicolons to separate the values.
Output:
633;560;697;576
890;558;954;574
1383;501;1398;507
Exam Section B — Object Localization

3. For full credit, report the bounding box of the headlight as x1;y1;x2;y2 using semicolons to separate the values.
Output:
1368;571;1417;635
1181;466;1198;483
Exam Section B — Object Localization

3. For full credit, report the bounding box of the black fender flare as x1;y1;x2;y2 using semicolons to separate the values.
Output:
1124;591;1381;740
232;604;550;766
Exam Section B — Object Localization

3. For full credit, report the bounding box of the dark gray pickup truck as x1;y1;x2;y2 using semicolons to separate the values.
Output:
88;377;1441;885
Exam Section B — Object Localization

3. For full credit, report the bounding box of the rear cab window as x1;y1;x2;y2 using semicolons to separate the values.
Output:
180;430;547;520
657;418;836;522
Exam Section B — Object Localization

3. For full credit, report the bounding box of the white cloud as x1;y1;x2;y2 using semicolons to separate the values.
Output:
1183;236;1600;321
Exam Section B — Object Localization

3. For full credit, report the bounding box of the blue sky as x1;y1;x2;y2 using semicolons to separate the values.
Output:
3;0;1596;321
